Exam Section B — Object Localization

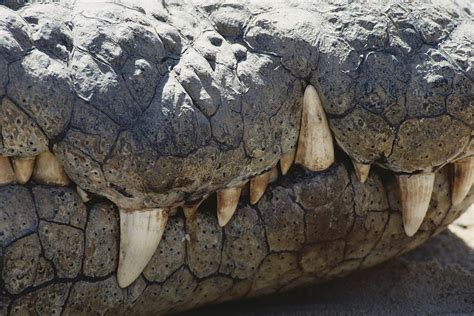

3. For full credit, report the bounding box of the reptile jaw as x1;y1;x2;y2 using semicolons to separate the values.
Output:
3;85;471;288
0;1;473;311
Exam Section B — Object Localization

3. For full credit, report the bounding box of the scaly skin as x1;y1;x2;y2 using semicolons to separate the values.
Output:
0;0;473;314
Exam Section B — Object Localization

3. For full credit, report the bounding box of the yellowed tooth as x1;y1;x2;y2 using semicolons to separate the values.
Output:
295;85;334;171
183;198;205;219
217;187;242;227
269;165;279;183
352;161;371;184
451;157;474;206
280;148;296;175
169;207;179;216
76;186;91;203
12;157;35;185
0;156;15;185
32;151;70;186
397;173;435;237
117;208;168;288
250;170;271;205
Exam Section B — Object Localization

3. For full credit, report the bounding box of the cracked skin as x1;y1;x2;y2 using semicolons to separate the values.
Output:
0;0;473;314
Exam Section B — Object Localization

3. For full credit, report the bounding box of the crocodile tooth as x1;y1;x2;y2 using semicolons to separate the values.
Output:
250;170;271;205
397;173;435;237
32;151;70;186
183;198;205;219
451;157;474;206
352;161;371;183
169;207;179;216
0;156;15;185
12;157;35;185
269;165;279;183
117;208;168;288
295;85;334;171
217;187;242;227
76;186;91;203
280;148;296;175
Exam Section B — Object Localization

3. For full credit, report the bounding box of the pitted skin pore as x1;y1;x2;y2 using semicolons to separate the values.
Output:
0;1;472;210
1;163;472;315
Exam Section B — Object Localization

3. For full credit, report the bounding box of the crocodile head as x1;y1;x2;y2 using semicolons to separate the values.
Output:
0;0;473;314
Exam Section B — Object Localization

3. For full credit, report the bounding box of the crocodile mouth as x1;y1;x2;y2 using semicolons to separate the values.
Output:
0;0;473;314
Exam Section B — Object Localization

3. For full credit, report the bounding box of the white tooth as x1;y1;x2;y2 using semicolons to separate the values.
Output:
0;156;15;185
250;170;271;205
217;187;242;227
117;208;168;288
295;85;334;171
269;165;279;183
280;149;296;175
451;157;474;206
76;186;91;203
32;151;70;186
352;161;371;184
397;173;435;237
12;157;35;185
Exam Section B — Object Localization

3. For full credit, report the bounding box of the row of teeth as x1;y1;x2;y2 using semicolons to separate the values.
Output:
0;151;70;186
1;85;472;288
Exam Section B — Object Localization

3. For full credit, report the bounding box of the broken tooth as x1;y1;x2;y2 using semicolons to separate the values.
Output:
32;151;70;186
0;156;15;185
269;165;279;183
117;208;168;288
250;170;271;205
352;161;371;183
295;84;335;171
12;157;35;185
280;149;296;175
451;157;474;206
397;173;435;237
217;187;242;227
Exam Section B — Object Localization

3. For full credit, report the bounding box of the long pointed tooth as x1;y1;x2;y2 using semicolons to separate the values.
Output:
269;165;279;183
280;149;296;175
12;157;35;184
217;187;242;227
352;161;371;183
250;170;271;205
452;157;474;206
295;85;334;171
397;173;435;237
117;208;168;288
76;186;91;203
32;151;70;186
0;156;15;185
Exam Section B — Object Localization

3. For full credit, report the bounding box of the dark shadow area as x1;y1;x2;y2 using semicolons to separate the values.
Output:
0;0;25;9
182;223;474;315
